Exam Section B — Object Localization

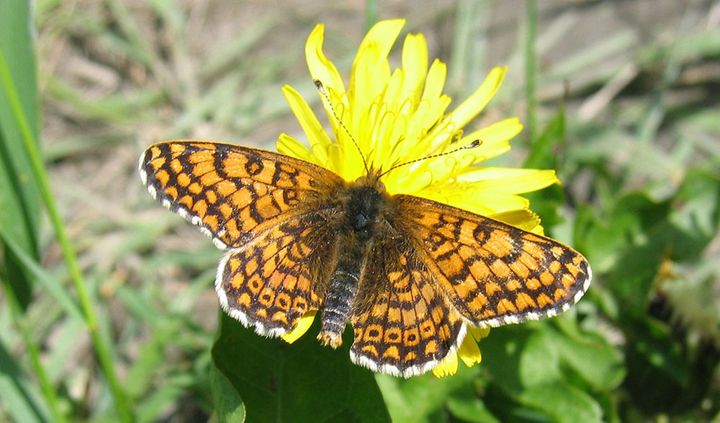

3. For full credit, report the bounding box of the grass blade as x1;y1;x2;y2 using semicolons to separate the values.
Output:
0;43;133;423
0;0;41;311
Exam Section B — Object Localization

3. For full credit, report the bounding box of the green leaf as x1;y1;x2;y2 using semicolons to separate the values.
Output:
548;325;625;391
445;381;500;423
517;382;603;423
476;326;533;396
210;362;246;423
377;364;480;423
667;167;720;259
212;312;390;423
0;337;49;422
0;227;83;322
575;192;670;316
518;330;561;387
445;397;500;423
0;0;41;310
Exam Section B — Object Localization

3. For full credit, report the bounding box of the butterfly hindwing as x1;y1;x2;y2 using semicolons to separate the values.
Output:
396;195;591;327
139;141;344;249
349;235;465;377
217;211;337;337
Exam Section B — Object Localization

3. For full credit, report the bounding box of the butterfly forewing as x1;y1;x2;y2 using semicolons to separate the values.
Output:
349;236;465;377
140;141;345;337
139;141;344;249
396;195;591;327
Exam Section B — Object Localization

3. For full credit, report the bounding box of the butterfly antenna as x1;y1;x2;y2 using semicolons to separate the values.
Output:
377;139;482;179
314;80;370;174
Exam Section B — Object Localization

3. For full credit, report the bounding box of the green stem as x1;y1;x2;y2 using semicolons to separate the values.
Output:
0;50;133;421
524;0;538;142
364;0;378;32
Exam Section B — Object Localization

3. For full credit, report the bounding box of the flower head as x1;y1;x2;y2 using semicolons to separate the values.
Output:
278;20;559;377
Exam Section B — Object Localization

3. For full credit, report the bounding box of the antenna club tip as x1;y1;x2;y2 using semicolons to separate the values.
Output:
314;79;325;90
469;139;481;148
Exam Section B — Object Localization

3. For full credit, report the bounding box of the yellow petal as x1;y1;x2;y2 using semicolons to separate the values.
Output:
276;134;318;165
490;209;542;232
305;24;345;97
351;19;405;79
459;117;523;160
459;168;560;194
432;350;459;377
448;66;507;130
422;59;448;107
471;192;531;212
469;326;491;341
458;334;482;367
281;85;332;166
429;190;531;216
401;33;428;100
349;20;405;150
281;310;317;344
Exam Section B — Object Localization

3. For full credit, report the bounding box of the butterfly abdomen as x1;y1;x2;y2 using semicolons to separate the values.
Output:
318;181;391;348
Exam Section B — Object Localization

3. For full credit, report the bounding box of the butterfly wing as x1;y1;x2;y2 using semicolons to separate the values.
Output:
140;141;344;336
395;195;591;327
217;211;338;336
349;235;466;377
139;141;344;249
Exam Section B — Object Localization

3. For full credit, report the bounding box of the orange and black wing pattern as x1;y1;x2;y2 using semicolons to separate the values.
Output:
216;212;337;336
396;195;591;328
139;141;344;249
349;236;465;377
140;141;343;336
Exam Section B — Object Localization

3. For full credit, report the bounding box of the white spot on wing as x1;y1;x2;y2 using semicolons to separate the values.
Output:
138;152;148;184
501;315;520;325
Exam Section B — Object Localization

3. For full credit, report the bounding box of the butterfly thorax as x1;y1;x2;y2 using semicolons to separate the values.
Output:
317;176;393;348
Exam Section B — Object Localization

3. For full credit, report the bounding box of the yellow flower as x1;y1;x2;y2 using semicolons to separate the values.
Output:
278;20;559;376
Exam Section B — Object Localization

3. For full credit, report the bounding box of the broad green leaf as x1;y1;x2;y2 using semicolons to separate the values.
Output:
210;362;246;423
518;330;561;387
548;325;625;391
377;364;480;423
517;382;602;423
212;312;389;423
444;380;500;423
667;167;720;258
475;325;532;396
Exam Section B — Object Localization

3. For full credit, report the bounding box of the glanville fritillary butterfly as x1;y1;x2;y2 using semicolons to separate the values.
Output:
139;140;591;377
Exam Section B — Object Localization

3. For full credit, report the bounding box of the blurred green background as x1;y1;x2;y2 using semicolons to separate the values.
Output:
1;0;719;421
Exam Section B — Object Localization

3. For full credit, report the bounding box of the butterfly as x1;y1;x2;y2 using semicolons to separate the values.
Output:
139;140;591;377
